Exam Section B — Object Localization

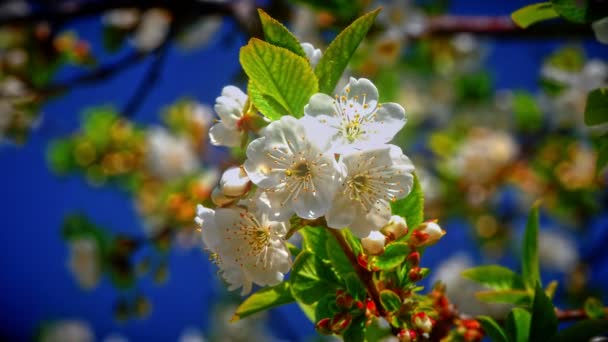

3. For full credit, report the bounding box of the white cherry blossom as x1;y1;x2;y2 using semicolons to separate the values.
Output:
244;115;340;219
326;145;414;238
209;85;248;147
145;127;199;180
195;204;291;295
304;77;406;153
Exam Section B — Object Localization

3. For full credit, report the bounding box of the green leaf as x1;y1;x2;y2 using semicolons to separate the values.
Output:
298;301;317;323
550;319;608;342
379;290;402;313
344;273;367;300
522;205;541;290
248;81;289;121
476;290;532;306
326;231;357;276
585;88;608;126
511;2;559;28
240;38;318;118
314;9;380;94
513;91;543;132
300;226;329;261
343;229;363;256
461;265;525;290
314;294;336;321
373;242;409;270
530;283;558;340
290;251;340;305
258;9;306;58
391;174;424;231
477;316;508;342
343;316;366;342
506;308;531;342
232;282;294;321
286;241;302;257
584;297;606;319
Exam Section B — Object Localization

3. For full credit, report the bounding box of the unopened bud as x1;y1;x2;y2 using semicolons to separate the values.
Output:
315;318;332;335
412;312;433;334
365;298;378;317
211;187;236;206
409;267;423;282
331;312;352;333
464;329;483;342
406;251;420;267
462;319;480;330
398;329;417;342
361;230;386;255
357;253;369;269
219;166;251;197
336;292;354;310
411;220;445;246
381;215;408;241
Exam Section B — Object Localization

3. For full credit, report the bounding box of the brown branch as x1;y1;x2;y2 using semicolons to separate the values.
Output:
0;0;233;25
556;307;608;322
423;15;593;38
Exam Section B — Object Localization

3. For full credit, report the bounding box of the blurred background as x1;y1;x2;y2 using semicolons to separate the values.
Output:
0;0;607;341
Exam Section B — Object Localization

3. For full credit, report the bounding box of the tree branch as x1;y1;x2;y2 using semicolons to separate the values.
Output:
421;16;593;39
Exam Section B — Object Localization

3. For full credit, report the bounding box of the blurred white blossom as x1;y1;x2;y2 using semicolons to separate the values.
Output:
67;238;101;290
145;127;199;180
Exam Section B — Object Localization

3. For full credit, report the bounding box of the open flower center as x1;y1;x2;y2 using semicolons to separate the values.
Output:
232;212;272;269
287;160;311;178
333;92;376;143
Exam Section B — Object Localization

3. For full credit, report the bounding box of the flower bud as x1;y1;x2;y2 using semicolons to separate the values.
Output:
411;220;445;247
331;312;352;333
365;298;378;317
336;291;354;310
381;215;408;240
211;186;235;206
406;251;420;267
357;253;369;269
361;230;386;255
219;166;251;197
412;312;433;334
315;318;332;335
398;329;417;342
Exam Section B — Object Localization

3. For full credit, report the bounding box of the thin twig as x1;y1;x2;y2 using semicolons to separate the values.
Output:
121;32;171;117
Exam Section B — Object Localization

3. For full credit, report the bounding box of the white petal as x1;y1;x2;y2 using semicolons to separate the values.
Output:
326;192;357;229
214;96;242;128
209;122;241;147
366;102;406;143
243;137;283;188
221;85;248;107
344;78;379;109
349;200;391;238
304;93;335;118
220;166;250;197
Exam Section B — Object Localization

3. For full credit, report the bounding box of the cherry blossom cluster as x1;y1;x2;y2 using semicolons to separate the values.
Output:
196;63;416;294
